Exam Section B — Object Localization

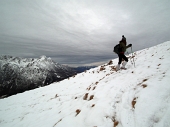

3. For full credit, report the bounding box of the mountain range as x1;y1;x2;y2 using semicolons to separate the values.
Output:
0;55;76;98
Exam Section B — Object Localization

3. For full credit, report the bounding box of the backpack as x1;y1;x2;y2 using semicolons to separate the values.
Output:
113;44;120;54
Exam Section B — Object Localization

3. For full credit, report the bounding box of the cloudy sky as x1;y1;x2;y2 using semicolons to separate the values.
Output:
0;0;170;66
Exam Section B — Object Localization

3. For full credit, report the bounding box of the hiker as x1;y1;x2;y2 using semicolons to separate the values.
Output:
116;35;132;71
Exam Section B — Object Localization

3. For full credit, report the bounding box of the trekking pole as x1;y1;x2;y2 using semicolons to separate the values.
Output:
131;46;135;67
126;51;133;65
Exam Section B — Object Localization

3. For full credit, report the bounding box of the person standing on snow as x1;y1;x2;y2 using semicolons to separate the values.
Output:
116;35;132;71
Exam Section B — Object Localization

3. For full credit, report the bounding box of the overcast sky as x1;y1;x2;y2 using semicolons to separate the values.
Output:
0;0;170;66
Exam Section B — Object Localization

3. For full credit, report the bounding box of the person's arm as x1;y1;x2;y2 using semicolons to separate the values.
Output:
126;44;132;49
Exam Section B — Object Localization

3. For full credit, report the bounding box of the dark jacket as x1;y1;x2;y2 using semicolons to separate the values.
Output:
119;41;131;53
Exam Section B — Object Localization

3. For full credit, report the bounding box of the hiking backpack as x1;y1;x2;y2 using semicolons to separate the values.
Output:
113;44;120;54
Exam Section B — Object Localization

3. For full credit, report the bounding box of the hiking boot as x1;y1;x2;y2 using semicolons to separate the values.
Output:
121;61;127;69
116;64;120;71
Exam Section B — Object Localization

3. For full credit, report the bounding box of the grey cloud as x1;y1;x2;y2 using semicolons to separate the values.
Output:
0;0;170;66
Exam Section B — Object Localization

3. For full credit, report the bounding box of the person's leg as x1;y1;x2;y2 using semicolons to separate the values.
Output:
122;54;128;68
116;54;123;71
122;54;128;62
118;54;123;64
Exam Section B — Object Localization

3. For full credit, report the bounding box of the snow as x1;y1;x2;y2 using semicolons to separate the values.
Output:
0;41;170;127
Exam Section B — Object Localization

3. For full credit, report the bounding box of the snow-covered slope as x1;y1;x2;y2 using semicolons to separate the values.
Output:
0;41;170;127
0;55;76;97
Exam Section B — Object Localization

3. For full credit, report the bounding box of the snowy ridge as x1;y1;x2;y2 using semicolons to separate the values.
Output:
0;41;170;127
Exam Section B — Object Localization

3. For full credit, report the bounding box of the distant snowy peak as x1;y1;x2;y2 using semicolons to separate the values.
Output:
0;55;76;97
0;55;69;70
